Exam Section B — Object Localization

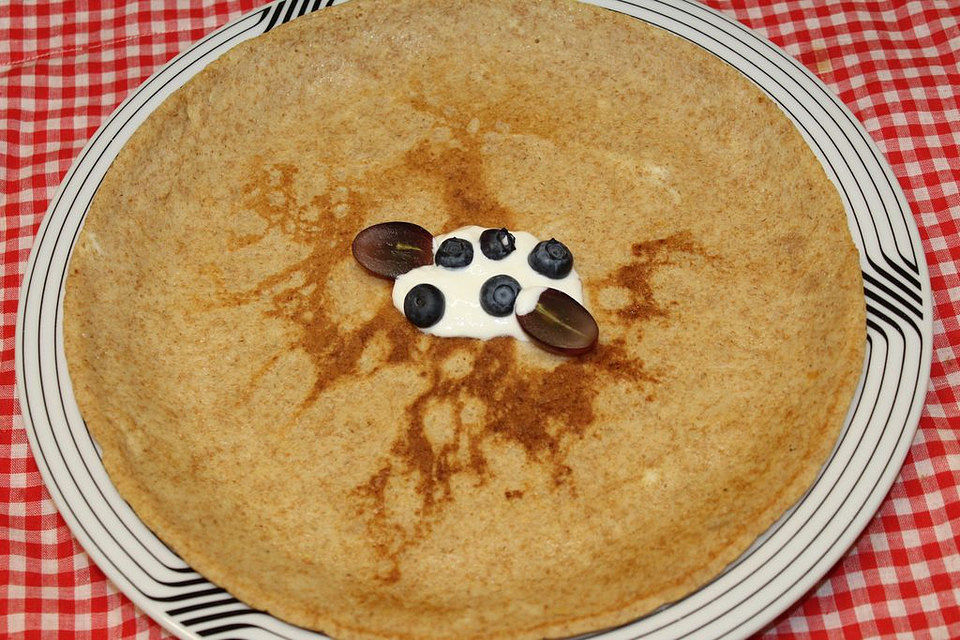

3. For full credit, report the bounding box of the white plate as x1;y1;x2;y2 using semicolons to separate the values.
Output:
15;1;933;639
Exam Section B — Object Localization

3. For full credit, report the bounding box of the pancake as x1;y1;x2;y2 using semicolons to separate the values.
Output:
63;0;866;638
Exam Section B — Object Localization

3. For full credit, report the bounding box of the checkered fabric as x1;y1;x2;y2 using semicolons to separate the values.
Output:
1;1;958;638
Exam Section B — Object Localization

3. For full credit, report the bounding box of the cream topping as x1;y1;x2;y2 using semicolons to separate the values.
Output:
392;226;583;340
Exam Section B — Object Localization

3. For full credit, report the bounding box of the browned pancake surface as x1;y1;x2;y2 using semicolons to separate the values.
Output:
64;0;865;638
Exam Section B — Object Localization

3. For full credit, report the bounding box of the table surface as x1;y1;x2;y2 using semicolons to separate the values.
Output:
2;1;958;638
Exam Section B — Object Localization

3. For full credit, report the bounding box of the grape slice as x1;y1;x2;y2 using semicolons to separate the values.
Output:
352;222;434;279
516;287;599;355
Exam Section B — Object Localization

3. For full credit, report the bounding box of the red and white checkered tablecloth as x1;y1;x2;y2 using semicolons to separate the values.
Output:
1;1;958;638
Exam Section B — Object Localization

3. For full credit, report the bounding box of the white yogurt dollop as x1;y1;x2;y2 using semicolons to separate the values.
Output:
392;225;584;341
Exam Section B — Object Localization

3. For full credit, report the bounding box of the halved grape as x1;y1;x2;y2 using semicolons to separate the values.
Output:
516;287;598;355
352;222;434;279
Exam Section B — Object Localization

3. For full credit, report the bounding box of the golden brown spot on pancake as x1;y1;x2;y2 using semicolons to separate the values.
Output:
249;352;282;387
779;231;807;256
405;95;517;229
421;399;458;449
403;138;517;229
355;337;654;581
803;274;822;294
353;465;404;584
441;349;474;379
324;258;380;330
228;233;264;250
602;232;706;321
505;490;524;500
459;396;485;425
357;331;393;376
222;161;418;407
596;286;631;312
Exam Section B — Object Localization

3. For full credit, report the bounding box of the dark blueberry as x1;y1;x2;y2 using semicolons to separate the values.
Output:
528;239;573;279
479;228;516;260
403;284;445;328
479;275;521;317
435;237;474;268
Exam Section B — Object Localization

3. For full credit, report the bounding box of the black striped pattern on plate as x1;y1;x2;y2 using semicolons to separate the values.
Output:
264;0;336;32
14;0;931;639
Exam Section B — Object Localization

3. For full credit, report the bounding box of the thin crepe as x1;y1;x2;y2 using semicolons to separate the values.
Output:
63;0;865;638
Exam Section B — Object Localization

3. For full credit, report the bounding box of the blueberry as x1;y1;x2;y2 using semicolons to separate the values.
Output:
404;284;445;328
435;237;473;268
528;239;573;279
479;228;516;260
479;275;521;317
